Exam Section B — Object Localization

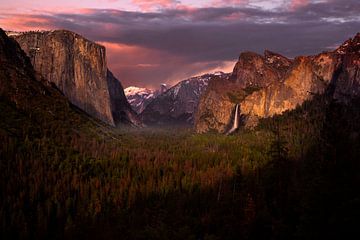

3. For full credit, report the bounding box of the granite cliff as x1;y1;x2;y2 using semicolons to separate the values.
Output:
0;28;104;136
9;30;139;126
195;33;360;133
195;51;293;133
107;70;142;126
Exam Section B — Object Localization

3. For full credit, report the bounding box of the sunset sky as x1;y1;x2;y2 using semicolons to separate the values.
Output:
0;0;359;89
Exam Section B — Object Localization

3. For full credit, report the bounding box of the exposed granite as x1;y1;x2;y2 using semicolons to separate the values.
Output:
195;33;360;133
10;30;139;126
196;51;292;133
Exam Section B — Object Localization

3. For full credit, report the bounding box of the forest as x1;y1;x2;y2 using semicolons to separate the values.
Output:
1;93;359;240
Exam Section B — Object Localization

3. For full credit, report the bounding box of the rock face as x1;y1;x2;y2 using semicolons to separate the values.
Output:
9;30;139;126
230;50;292;88
239;54;338;126
141;72;228;125
195;33;360;133
332;34;360;101
195;52;293;133
0;28;87;128
107;70;142;126
0;29;40;104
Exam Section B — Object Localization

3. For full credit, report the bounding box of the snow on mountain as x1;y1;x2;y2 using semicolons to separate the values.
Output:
124;87;154;99
124;84;168;114
141;72;229;125
124;87;155;114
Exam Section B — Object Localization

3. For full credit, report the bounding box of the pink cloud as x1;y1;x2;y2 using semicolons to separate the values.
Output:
131;0;179;11
289;0;309;10
0;14;52;31
99;41;186;87
193;60;235;76
100;41;234;89
211;0;249;7
0;11;236;89
221;11;245;21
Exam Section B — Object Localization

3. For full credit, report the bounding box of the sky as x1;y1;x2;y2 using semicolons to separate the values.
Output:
0;0;359;89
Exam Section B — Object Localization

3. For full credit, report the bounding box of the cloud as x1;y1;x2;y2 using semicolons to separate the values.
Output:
100;41;234;89
0;0;359;88
211;0;249;7
289;0;309;10
131;0;179;11
0;14;51;31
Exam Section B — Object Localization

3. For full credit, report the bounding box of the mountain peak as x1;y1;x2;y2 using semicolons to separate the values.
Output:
160;83;168;94
335;32;360;54
125;86;153;95
230;49;291;89
124;86;156;114
141;72;229;125
213;71;225;76
264;49;289;61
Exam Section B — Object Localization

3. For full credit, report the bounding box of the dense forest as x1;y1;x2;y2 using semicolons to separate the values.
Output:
1;91;359;239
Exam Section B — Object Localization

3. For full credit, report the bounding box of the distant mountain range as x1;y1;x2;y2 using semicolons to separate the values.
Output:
139;72;229;126
124;84;168;114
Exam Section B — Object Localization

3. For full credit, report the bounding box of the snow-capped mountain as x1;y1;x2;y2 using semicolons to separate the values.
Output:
140;72;229;125
124;84;168;113
124;87;155;114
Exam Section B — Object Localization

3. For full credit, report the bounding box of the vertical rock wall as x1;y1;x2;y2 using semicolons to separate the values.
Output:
12;30;140;126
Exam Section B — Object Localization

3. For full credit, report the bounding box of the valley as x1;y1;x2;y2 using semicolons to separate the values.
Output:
2;93;359;239
0;17;359;240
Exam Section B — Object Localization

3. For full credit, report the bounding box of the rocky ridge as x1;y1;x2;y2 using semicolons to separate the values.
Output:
195;33;360;133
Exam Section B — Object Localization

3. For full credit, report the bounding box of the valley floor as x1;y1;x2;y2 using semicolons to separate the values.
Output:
1;96;360;240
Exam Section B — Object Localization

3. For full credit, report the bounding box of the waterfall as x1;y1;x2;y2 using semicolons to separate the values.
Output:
227;104;239;135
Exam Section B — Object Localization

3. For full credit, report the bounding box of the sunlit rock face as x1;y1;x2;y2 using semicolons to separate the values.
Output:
230;50;293;88
10;30;140;126
195;33;360;133
240;54;339;125
195;76;238;133
195;51;293;133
